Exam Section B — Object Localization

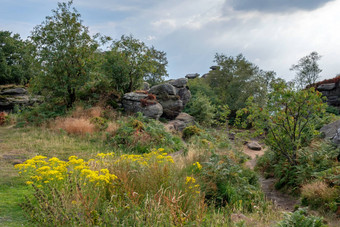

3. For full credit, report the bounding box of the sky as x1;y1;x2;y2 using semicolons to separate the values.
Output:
1;0;340;81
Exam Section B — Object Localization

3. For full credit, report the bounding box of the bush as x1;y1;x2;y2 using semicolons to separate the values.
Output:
90;116;108;131
301;180;339;211
182;125;202;140
0;112;7;125
276;208;326;227
197;153;265;212
256;141;339;192
185;92;216;126
108;114;185;153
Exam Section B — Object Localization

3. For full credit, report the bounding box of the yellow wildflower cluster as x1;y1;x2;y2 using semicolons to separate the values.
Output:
80;168;117;186
115;148;174;166
193;162;202;170
185;176;200;194
15;155;117;188
96;152;115;158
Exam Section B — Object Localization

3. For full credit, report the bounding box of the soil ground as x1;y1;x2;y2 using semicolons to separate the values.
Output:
243;145;298;212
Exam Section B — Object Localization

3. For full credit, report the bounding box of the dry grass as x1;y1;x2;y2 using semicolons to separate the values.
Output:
54;117;96;135
301;180;338;202
105;122;120;134
71;106;103;119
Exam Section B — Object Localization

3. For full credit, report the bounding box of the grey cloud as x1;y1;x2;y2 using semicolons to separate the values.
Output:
228;0;335;12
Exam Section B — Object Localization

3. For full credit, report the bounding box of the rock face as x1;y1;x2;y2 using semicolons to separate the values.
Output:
122;92;163;120
165;113;195;131
122;78;192;121
149;78;191;119
316;82;340;110
169;78;191;106
0;86;40;112
247;141;262;151
320;119;340;145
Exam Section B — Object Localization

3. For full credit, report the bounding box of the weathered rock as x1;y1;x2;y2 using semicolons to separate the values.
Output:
331;128;340;145
122;92;163;120
320;120;340;140
169;78;188;88
317;83;336;91
176;87;191;106
0;86;41;112
165;113;195;131
247;141;262;151
160;99;183;119
210;66;219;71
185;73;199;79
0;87;28;95
149;83;185;119
149;83;177;96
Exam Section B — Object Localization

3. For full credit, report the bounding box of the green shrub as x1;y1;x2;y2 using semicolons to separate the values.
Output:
256;142;339;192
90;116;108;130
185;92;216;126
325;105;339;115
276;208;327;227
198;154;265;212
182;125;202;140
108;114;185;153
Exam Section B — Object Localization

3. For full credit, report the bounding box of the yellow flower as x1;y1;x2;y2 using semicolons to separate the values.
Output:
26;181;33;185
158;148;165;152
193;162;202;170
186;176;196;184
44;181;49;184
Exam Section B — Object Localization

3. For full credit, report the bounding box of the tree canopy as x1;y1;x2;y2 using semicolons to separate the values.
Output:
290;51;322;89
0;31;33;84
30;1;98;108
102;35;168;94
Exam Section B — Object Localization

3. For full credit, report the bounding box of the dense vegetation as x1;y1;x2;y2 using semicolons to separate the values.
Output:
1;1;339;226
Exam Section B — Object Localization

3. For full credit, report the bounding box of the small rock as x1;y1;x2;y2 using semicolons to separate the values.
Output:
185;73;199;79
247;141;262;151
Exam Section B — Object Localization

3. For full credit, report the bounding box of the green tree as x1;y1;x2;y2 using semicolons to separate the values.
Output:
238;83;326;165
30;1;98;108
102;35;168;94
290;51;322;89
0;31;34;84
206;54;271;116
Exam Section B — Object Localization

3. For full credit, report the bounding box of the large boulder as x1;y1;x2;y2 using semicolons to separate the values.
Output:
165;113;195;131
149;83;183;119
320;120;340;140
169;78;191;106
122;92;163;120
169;78;188;88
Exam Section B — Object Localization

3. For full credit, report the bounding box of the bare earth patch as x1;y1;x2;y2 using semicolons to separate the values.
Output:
243;144;298;212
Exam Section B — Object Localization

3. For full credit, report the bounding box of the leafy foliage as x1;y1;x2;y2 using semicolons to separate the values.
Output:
185;92;216;126
290;52;322;90
102;35;168;94
0;31;34;84
238;83;326;166
205;54;274;116
108;114;185;153
276;208;327;227
30;1;98;108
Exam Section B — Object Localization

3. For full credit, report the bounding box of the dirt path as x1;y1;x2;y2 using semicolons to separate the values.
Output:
243;145;298;211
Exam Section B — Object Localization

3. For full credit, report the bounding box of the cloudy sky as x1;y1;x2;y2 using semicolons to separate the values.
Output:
1;0;339;81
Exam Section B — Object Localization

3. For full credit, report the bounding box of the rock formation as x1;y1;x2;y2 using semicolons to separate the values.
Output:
122;78;192;121
122;92;163;120
0;85;41;112
165;113;195;131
